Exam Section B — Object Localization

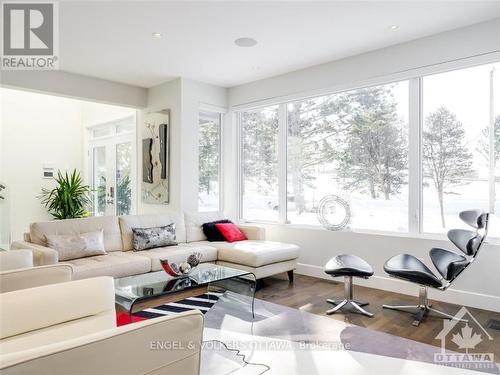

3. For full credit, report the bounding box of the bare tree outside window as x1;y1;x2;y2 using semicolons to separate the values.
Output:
422;62;499;236
423;107;473;227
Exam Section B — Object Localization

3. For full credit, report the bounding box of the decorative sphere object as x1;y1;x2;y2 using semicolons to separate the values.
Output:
179;262;192;274
170;262;180;274
187;252;202;267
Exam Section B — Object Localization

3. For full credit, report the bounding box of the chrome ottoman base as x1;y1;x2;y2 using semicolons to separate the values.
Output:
324;254;374;318
326;276;373;317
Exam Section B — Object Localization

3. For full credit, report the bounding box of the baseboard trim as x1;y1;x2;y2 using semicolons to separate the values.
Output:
296;263;500;313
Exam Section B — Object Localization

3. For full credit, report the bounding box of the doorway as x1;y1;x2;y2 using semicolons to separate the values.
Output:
88;115;136;216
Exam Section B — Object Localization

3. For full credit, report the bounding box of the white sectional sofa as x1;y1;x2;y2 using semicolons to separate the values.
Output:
11;212;299;282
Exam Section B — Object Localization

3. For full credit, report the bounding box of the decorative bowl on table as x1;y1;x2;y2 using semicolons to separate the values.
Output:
160;252;202;277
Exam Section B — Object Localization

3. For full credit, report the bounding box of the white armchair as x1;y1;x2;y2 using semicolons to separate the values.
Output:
0;250;73;293
0;277;204;375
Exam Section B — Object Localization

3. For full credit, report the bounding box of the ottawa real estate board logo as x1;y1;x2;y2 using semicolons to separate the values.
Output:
434;307;496;371
1;1;58;69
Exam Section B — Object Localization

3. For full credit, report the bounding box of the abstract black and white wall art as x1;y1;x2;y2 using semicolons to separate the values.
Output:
142;110;170;204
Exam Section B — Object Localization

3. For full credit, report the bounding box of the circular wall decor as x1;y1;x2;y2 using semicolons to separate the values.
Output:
316;195;351;231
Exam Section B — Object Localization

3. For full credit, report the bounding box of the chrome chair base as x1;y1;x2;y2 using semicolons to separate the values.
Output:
382;286;468;327
327;298;369;307
326;276;374;318
327;299;374;317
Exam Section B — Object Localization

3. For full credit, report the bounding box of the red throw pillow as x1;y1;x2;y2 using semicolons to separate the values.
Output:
214;223;248;242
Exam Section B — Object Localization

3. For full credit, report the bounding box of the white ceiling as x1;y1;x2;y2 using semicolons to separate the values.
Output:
59;1;500;88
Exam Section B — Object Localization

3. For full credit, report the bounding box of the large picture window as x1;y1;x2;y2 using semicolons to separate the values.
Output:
240;106;279;222
287;82;409;231
422;62;499;237
198;111;221;212
237;61;499;239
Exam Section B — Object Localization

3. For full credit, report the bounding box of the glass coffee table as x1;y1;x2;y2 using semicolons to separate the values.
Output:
114;263;256;317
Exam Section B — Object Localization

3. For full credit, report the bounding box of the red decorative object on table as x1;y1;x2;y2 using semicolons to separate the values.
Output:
160;259;180;276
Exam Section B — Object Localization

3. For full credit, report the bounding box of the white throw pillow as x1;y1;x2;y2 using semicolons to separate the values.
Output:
46;230;107;261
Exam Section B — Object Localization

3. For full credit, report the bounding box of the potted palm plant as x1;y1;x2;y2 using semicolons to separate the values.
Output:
39;169;93;219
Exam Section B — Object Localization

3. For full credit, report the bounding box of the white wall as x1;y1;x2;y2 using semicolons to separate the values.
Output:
226;19;500;311
137;78;227;214
82;102;136;127
0;88;84;240
138;78;183;213
0;89;7;247
0;89;3;182
1;70;147;108
229;18;500;106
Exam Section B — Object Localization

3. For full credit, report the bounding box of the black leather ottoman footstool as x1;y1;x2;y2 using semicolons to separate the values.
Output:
324;254;374;317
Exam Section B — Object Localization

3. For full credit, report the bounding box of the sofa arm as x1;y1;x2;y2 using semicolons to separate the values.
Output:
0;250;33;271
0;264;73;293
0;277;115;340
10;241;58;266
0;310;204;375
238;224;266;240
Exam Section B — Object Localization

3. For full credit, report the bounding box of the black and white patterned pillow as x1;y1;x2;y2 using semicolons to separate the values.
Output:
132;223;177;251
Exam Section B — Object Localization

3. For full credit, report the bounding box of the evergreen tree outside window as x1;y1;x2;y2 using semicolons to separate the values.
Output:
240;106;279;222
287;82;409;232
198;111;221;212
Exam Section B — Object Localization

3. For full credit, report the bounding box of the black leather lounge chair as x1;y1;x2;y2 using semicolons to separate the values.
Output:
383;209;489;327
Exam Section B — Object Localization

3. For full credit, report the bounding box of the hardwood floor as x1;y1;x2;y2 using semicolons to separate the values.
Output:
256;273;500;358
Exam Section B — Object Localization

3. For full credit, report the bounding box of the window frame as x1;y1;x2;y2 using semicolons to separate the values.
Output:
238;81;415;230
235;53;500;241
198;109;223;213
419;63;499;236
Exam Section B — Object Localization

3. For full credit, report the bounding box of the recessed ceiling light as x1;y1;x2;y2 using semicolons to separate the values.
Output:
152;32;163;38
234;37;258;47
389;25;399;31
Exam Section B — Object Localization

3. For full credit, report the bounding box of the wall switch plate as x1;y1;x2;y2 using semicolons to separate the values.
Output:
43;164;55;179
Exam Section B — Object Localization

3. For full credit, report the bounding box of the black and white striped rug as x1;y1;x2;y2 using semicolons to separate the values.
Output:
132;292;223;320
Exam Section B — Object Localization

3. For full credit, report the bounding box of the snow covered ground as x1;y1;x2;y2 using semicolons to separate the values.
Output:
241;179;500;239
